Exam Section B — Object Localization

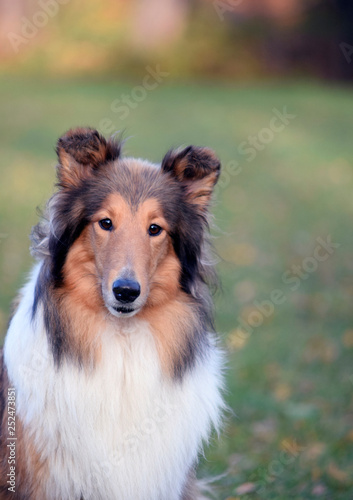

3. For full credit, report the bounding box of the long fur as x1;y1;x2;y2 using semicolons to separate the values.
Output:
0;128;224;500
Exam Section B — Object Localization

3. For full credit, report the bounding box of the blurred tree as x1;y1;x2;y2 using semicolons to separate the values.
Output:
130;0;189;51
0;0;352;82
0;0;26;55
283;0;353;81
334;0;353;79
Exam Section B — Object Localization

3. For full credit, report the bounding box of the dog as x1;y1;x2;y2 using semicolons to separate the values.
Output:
0;128;224;500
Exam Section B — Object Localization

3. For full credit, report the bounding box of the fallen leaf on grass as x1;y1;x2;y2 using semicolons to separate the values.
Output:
312;483;327;496
280;438;305;456
235;482;257;495
303;442;326;461
327;462;349;483
303;335;339;364
274;382;292;401
303;336;338;364
347;429;353;442
342;329;353;348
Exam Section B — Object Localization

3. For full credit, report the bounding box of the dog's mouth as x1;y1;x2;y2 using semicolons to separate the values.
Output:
105;302;140;319
113;306;135;315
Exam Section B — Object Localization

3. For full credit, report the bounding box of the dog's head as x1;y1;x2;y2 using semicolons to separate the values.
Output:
34;127;220;319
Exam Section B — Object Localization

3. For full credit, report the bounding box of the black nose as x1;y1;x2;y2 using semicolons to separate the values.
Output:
112;279;141;304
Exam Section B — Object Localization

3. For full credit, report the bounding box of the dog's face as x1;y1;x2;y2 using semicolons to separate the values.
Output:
50;128;220;319
90;189;172;317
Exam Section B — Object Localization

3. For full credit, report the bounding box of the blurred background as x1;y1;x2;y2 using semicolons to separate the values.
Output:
0;0;352;498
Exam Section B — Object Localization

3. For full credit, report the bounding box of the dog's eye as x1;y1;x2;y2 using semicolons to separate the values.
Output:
99;218;113;231
148;224;163;236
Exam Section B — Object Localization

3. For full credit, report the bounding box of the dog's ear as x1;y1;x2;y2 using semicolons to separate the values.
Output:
161;146;220;210
56;128;121;188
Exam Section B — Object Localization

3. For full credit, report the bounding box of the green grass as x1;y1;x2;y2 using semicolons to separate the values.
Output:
0;77;352;499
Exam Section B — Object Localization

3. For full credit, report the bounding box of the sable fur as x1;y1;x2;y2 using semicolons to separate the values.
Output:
0;128;224;500
31;131;219;372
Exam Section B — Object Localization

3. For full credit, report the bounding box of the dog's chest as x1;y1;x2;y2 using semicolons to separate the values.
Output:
28;324;209;500
5;282;222;500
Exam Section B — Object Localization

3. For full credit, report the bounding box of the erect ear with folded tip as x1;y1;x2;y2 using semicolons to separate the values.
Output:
56;127;122;188
161;145;221;210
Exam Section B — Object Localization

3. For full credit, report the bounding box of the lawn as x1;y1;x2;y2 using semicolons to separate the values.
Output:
0;77;352;499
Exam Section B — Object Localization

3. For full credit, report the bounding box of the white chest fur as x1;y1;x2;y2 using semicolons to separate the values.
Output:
4;266;224;500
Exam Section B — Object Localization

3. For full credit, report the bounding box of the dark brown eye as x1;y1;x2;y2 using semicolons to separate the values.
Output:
99;218;113;231
148;224;163;236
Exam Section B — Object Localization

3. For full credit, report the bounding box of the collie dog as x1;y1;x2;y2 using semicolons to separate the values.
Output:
0;128;224;500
